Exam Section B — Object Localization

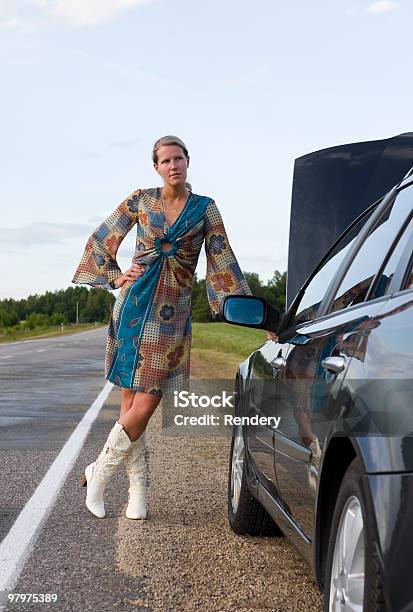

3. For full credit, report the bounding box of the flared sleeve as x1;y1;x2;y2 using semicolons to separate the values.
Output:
204;199;252;316
72;189;140;290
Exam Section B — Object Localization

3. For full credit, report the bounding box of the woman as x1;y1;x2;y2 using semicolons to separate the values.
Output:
72;135;252;519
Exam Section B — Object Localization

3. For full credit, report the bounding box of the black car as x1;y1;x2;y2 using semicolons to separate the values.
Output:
221;138;413;611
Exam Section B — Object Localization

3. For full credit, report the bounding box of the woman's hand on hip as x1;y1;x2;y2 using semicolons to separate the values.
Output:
113;263;145;288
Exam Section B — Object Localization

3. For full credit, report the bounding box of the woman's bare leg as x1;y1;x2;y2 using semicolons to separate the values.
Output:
119;388;136;419
118;391;162;442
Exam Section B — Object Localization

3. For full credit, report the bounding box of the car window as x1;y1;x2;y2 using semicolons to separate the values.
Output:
369;215;413;299
328;188;413;315
291;209;375;327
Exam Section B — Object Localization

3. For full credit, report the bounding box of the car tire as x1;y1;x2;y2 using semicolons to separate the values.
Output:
323;457;387;612
227;422;282;536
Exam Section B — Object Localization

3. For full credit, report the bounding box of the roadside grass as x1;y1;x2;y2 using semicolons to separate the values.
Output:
191;322;266;378
0;322;105;343
192;322;266;359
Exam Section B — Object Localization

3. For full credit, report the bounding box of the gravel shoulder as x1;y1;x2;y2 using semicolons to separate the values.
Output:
115;354;323;611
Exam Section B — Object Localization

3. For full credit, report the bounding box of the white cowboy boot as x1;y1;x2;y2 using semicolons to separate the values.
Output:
124;429;147;519
80;421;132;518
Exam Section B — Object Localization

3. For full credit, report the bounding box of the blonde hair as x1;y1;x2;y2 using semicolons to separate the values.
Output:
152;135;192;191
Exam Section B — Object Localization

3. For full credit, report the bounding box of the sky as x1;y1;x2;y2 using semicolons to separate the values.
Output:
0;0;412;300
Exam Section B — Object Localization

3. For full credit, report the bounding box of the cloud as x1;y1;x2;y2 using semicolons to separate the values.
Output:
0;0;152;30
222;63;274;89
345;5;360;15
88;216;105;224
47;0;151;26
0;15;25;29
0;221;94;248
78;151;103;159
366;0;399;14
109;137;141;149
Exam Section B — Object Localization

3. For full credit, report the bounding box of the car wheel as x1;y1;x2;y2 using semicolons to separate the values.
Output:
227;422;282;536
323;457;386;612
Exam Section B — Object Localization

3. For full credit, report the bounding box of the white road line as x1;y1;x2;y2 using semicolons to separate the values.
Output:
1;356;12;359
36;349;46;353
0;327;105;348
0;380;114;603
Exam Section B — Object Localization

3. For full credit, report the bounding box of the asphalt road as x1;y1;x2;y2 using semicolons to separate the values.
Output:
0;328;322;611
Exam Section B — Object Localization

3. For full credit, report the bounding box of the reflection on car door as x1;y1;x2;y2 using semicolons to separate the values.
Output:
274;301;385;539
247;340;291;500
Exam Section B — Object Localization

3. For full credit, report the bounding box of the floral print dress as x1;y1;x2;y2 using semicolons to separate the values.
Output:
72;187;252;394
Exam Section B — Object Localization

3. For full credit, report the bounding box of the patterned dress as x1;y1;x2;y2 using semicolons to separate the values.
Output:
72;187;252;394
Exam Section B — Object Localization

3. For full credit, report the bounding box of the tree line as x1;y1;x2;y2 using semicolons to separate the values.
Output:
191;271;286;322
0;270;286;334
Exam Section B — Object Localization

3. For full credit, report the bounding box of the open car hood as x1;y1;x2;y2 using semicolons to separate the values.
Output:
287;132;413;309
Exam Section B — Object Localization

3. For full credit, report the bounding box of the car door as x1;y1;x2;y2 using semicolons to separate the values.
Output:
341;203;413;471
273;185;413;539
246;340;291;499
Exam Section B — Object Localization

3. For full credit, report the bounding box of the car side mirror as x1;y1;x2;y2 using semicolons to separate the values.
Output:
219;295;281;332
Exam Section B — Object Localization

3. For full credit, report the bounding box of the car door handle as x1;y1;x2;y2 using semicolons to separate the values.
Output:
271;357;286;371
321;356;346;374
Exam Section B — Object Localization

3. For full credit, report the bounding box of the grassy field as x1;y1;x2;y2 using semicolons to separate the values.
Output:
0;322;105;343
192;322;266;358
191;322;266;378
